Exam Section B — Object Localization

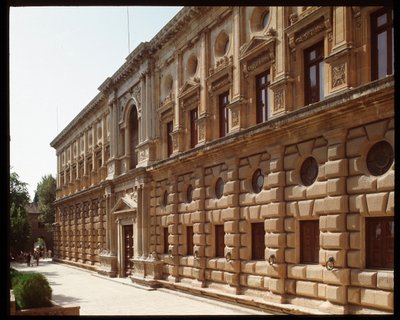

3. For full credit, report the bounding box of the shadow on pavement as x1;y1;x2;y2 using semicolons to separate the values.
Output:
52;293;83;305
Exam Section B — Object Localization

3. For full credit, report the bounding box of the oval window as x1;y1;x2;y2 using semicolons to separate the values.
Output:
215;178;224;199
186;55;198;77
162;190;168;207
300;157;318;186
262;11;270;29
367;141;393;176
186;184;193;203
252;169;264;193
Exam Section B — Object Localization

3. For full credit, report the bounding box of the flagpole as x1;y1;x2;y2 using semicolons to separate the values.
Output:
127;7;131;54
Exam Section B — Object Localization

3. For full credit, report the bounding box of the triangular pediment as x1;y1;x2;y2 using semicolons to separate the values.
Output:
240;36;275;60
178;80;200;98
112;194;138;213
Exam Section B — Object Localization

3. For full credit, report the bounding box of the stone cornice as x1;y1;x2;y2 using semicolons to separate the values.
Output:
149;76;394;172
52;7;212;152
50;92;106;148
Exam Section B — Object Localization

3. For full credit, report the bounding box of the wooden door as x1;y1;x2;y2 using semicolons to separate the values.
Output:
123;225;134;276
300;220;319;264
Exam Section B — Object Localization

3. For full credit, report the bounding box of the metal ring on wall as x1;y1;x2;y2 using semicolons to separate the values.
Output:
225;252;232;262
326;256;335;270
268;254;275;265
194;250;200;260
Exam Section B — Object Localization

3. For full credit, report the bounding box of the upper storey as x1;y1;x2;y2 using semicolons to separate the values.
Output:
51;6;394;200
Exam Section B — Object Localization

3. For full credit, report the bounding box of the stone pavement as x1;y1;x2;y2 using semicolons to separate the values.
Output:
10;259;275;316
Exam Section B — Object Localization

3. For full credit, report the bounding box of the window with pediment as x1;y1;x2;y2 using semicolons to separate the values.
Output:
190;108;198;148
166;121;173;157
304;41;324;105
256;70;271;123
371;7;393;81
219;91;229;138
129;106;139;169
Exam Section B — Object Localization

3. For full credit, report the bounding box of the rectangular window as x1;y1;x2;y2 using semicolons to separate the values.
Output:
166;121;173;157
190;108;198;148
219;92;229;138
366;217;394;269
304;41;324;105
164;227;169;254
371;8;393;80
215;224;225;258
300;220;319;264
187;226;193;255
251;222;265;260
256;70;270;124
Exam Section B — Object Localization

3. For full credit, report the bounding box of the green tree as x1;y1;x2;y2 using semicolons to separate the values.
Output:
9;171;31;253
35;175;56;224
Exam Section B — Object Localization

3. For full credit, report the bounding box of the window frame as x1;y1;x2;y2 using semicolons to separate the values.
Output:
219;91;230;138
186;226;194;256
300;220;320;264
215;224;225;258
166;121;173;157
190;108;198;148
255;70;270;124
186;184;193;203
371;7;393;81
251;222;265;260
215;177;224;199
163;227;169;254
365;216;394;269
304;41;324;105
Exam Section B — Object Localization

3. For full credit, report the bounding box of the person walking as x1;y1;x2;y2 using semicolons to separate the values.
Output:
29;252;34;267
26;252;31;267
34;251;40;266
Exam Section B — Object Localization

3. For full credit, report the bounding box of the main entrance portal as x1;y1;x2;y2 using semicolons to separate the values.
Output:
124;225;134;276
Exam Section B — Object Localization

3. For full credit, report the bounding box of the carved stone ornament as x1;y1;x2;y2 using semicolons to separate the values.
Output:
210;56;233;76
289;13;298;25
132;85;141;110
199;123;205;141
332;63;346;88
172;136;178;150
274;90;284;111
160;92;175;107
210;74;231;92
231;110;239;127
294;21;325;45
107;162;115;174
180;92;198;110
246;50;274;73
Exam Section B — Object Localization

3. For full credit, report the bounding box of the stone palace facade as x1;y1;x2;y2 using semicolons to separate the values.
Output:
50;6;394;314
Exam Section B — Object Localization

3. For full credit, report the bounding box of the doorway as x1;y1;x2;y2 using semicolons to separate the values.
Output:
123;225;134;276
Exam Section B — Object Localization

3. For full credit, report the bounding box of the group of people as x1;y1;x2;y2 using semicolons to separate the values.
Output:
25;251;40;267
13;249;52;267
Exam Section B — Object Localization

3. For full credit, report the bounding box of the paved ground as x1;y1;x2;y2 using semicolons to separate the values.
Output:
11;259;272;315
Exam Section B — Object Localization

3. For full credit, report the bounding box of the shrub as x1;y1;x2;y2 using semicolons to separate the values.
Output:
10;268;19;288
12;272;52;309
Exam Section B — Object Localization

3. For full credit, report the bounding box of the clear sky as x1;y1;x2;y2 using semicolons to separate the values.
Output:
9;6;183;200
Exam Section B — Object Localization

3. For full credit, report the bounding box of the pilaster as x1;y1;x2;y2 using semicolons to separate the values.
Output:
318;128;349;313
265;144;287;303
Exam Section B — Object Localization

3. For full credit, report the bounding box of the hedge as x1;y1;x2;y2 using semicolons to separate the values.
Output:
11;271;53;309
